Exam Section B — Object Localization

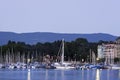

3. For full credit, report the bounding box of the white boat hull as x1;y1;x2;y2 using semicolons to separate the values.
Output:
55;66;75;70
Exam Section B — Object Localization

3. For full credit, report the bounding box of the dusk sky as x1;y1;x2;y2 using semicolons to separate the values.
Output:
0;0;120;36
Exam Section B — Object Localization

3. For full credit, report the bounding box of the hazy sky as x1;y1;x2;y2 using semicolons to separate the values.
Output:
0;0;120;36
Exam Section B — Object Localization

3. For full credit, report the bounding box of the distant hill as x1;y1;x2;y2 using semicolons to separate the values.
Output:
0;32;117;45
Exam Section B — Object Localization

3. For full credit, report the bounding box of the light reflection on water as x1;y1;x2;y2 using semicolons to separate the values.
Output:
96;69;100;80
0;69;120;80
27;69;30;80
82;70;84;80
45;70;48;80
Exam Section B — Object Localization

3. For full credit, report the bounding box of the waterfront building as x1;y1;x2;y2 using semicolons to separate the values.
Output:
116;38;120;58
97;45;105;59
104;44;117;64
97;43;117;64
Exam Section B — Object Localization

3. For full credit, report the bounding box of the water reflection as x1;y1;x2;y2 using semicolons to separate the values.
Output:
25;69;105;80
96;69;100;80
61;70;65;80
119;70;120;79
24;69;120;80
107;70;110;80
54;70;57;80
87;70;89;80
45;70;48;80
27;69;31;80
82;70;84;80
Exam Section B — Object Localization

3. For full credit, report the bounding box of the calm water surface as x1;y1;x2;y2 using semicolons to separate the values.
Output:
0;69;119;80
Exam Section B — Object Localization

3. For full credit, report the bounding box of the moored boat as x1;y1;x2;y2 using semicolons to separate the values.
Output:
53;39;76;70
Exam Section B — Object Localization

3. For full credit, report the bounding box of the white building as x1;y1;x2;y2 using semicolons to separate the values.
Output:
97;45;105;59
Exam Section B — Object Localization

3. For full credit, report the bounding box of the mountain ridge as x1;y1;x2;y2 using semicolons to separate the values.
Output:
0;32;117;45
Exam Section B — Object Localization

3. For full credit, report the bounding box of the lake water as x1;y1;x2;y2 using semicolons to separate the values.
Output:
0;69;119;80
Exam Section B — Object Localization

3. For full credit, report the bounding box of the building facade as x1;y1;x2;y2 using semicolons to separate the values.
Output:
97;43;117;64
97;45;105;59
116;38;120;58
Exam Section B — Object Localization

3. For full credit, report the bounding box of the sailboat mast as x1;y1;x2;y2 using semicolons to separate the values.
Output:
61;39;64;64
90;49;92;63
0;46;2;63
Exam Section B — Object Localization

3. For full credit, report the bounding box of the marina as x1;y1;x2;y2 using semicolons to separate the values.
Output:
0;37;120;80
0;39;120;70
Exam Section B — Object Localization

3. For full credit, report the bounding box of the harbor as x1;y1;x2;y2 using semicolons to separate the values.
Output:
0;39;120;70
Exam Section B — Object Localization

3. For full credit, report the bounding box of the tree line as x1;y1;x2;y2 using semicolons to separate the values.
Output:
0;38;113;64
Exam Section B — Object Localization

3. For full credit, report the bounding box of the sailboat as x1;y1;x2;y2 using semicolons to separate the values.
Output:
53;39;76;70
88;50;97;69
86;50;102;69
